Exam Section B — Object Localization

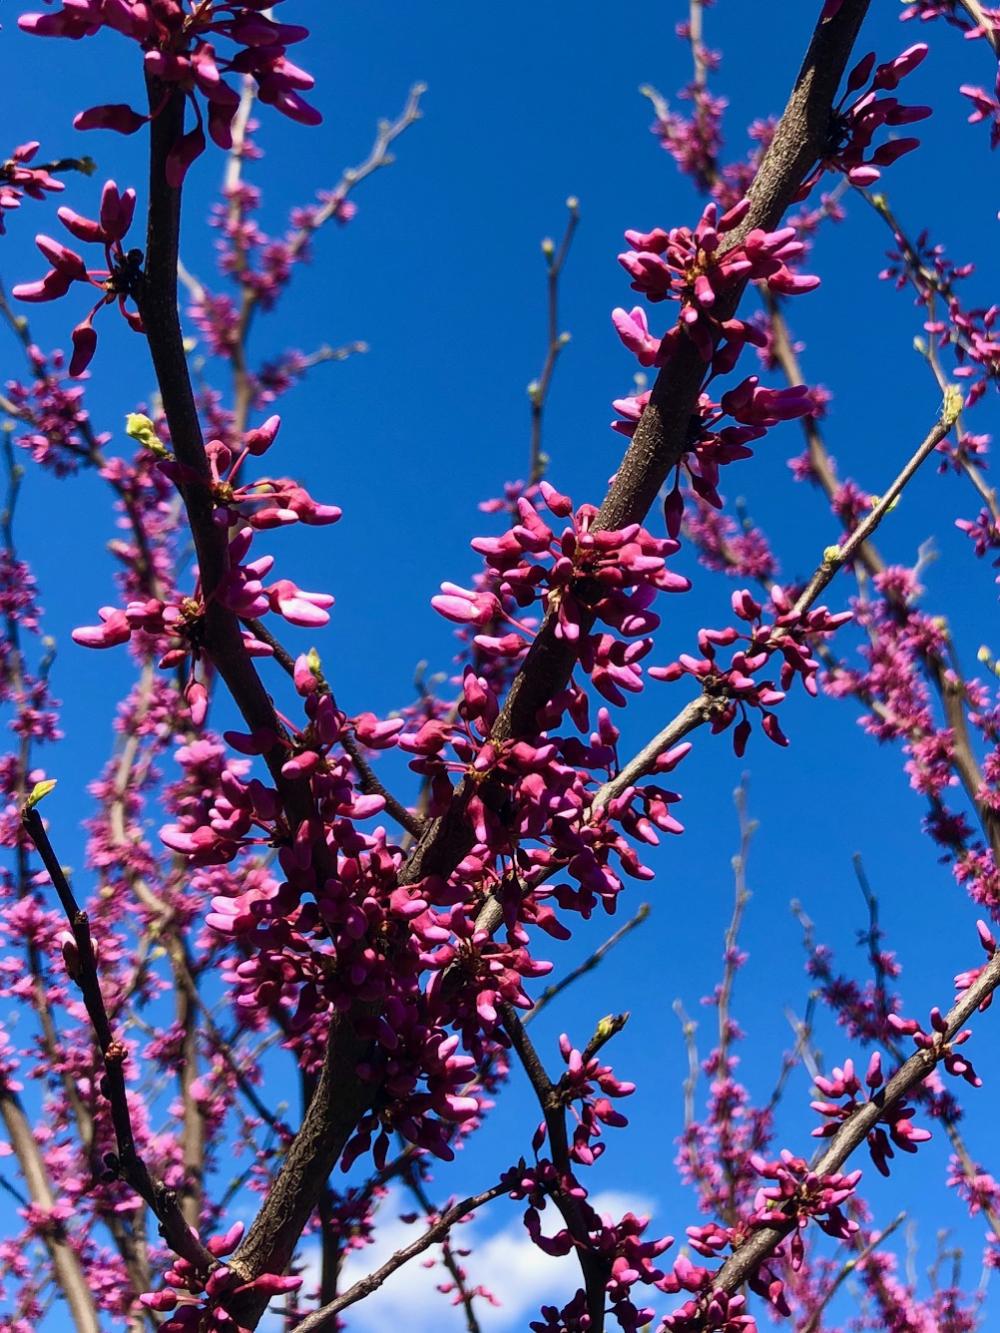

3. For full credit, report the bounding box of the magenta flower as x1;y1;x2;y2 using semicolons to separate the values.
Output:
611;305;661;367
809;44;931;189
13;180;142;376
656;377;816;535
961;76;1000;149
651;586;851;755
20;1;320;184
431;582;503;628
617;198;819;366
811;1055;932;1176
0;141;65;233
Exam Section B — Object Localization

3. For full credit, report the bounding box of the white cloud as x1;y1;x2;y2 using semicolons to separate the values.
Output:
261;1185;659;1332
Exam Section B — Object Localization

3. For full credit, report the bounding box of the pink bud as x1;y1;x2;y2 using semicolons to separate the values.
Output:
244;415;282;456
74;103;148;135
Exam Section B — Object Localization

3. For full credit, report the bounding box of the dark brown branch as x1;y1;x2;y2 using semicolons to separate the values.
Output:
136;82;376;1311
21;803;216;1278
399;0;873;889
500;1003;621;1327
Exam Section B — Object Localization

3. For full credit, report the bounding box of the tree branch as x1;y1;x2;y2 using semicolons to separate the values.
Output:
21;802;217;1278
708;945;1000;1300
399;0;873;888
290;1182;506;1332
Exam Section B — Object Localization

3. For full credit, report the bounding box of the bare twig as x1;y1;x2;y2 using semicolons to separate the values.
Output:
290;1182;506;1332
527;902;650;1023
800;1211;908;1333
528;199;579;484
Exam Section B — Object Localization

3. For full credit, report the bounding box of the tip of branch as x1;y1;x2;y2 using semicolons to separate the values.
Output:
23;778;57;815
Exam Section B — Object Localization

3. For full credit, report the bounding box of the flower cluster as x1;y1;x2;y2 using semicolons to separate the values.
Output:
810;44;931;188
20;1;319;183
0;141;65;232
70;413;340;729
811;1054;932;1176
435;483;690;707
616;198;819;366
13;179;142;375
140;1222;301;1331
650;586;852;754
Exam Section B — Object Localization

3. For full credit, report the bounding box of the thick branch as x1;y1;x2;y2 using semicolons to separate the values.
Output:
138;7;875;1311
400;0;873;887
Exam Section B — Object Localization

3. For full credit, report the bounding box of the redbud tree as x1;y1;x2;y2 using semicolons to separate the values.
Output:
0;1;997;1330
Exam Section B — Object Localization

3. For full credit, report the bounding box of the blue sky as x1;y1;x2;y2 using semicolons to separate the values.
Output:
1;1;999;1327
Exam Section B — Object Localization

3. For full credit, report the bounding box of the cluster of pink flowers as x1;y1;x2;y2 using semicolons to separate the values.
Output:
20;1;319;182
71;412;340;735
808;44;931;189
0;1;996;1330
0;141;65;232
13;179;141;375
616;198;819;367
140;1222;301;1331
435;484;690;706
650;587;851;755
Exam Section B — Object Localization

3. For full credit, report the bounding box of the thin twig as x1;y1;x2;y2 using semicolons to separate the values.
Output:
527;902;650;1023
800;1211;908;1333
290;1182;506;1332
528;199;579;485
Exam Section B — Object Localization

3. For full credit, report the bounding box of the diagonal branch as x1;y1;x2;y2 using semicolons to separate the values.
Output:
290;1182;506;1333
707;944;1000;1300
586;393;961;813
399;0;873;888
21;801;216;1278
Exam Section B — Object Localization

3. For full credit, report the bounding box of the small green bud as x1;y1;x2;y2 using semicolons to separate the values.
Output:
823;545;842;562
126;414;169;458
943;384;963;426
26;778;57;810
